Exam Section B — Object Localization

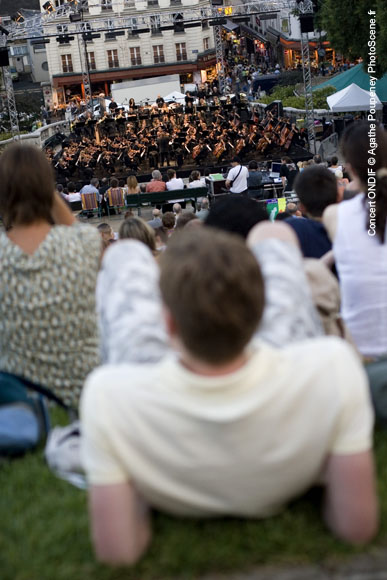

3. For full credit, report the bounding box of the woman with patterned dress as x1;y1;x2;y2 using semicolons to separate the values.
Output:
0;144;101;409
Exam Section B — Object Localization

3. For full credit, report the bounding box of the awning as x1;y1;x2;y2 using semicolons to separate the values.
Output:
240;24;266;43
223;19;239;32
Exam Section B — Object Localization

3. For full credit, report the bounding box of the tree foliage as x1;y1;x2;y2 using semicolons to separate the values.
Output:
318;0;387;78
259;85;336;110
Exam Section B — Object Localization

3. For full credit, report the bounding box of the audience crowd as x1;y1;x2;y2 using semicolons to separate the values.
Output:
0;121;386;566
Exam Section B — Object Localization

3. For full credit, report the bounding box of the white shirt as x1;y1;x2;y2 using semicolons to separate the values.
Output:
166;177;184;191
81;337;372;517
226;165;249;193
64;192;81;203
79;184;101;202
334;194;387;358
188;178;206;189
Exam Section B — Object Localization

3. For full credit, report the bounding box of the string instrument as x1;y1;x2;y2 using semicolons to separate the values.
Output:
235;138;245;155
284;130;295;151
192;144;203;159
279;125;291;147
257;132;272;153
213;140;226;159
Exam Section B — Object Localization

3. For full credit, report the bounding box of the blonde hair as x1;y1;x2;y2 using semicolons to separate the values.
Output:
119;216;156;252
126;175;139;192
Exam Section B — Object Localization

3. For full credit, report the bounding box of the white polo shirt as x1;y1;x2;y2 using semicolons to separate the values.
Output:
226;164;249;193
81;337;372;518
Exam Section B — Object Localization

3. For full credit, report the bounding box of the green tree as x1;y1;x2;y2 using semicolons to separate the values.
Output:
318;0;387;78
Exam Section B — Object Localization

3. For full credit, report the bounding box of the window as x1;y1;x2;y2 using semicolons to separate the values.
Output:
153;45;165;64
170;0;182;5
33;44;46;51
201;9;208;29
147;0;158;6
12;45;28;56
101;0;112;10
61;54;73;73
80;22;92;32
56;24;68;34
107;49;119;68
175;42;187;61
203;37;210;51
150;15;161;35
42;61;49;71
130;47;142;66
87;51;96;70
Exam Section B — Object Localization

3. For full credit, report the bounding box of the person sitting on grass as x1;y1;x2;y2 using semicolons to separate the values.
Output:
285;165;338;258
81;225;377;566
0;144;101;409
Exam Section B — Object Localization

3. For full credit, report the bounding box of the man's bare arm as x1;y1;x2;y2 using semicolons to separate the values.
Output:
323;451;378;545
89;481;152;565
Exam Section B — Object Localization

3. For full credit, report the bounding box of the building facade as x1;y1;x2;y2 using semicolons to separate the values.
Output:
39;0;216;107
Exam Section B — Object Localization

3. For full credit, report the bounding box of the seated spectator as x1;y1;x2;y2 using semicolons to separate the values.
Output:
247;160;263;191
175;212;198;230
187;170;206;189
196;197;209;221
286;201;302;217
205;195;267;238
173;203;182;217
162;211;176;236
0;144;100;408
97;223;115;254
334;169;349;200
146;170;166;193
147;208;162;229
80;177;100;201
119;217;156;254
166;169;184;191
63;182;81;203
154;226;168;251
313;154;323;165
126;175;140;195
323;122;387;360
328;155;343;174
82;226;377;565
285;166;337;258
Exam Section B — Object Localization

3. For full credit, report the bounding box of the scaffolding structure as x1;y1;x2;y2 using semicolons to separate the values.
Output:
0;33;20;137
297;0;316;152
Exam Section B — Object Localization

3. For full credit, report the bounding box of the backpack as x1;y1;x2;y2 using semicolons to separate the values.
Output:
0;372;67;457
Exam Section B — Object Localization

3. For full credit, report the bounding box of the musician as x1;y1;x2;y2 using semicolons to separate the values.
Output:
225;156;249;195
109;98;118;113
157;131;171;167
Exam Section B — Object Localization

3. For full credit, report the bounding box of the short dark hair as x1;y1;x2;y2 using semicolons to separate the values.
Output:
232;156;242;164
110;177;119;188
248;160;258;170
0;144;55;229
205;196;267;238
175;212;198;229
162;211;176;229
167;169;176;180
67;181;77;193
313;154;322;164
294;165;337;217
160;228;264;364
330;156;338;165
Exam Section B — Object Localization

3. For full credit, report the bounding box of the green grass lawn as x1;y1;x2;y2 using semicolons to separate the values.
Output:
1;424;387;580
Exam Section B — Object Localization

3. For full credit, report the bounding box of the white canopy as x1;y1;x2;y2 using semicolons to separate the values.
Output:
327;83;382;112
163;91;186;104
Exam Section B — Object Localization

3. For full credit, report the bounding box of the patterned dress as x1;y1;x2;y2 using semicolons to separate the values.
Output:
0;223;101;408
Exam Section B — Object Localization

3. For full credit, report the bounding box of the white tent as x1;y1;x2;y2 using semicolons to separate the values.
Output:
163;91;186;104
327;83;382;112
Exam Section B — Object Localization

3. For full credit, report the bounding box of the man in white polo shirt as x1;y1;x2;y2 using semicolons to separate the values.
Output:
225;156;249;194
81;225;377;566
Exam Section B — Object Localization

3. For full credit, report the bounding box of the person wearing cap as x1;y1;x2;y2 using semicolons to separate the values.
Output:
225;156;249;195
